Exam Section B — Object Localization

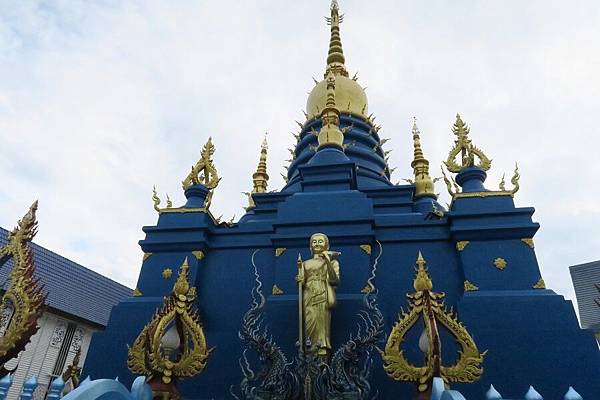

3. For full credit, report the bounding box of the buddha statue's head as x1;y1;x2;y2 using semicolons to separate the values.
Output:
310;233;329;255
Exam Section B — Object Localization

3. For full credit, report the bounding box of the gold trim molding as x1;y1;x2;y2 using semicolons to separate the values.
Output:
464;280;479;292
192;250;205;260
142;252;152;262
275;248;286;257
521;238;535;249
456;241;470;251
360;244;372;255
533;278;546;289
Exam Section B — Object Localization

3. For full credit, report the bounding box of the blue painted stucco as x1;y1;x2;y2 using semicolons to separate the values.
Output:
84;114;600;399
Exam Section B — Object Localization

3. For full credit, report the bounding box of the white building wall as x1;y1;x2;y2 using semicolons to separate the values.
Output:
1;311;98;400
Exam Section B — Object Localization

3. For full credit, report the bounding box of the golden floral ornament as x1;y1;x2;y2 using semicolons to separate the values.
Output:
128;257;211;395
444;114;491;173
494;258;507;270
0;201;46;370
382;252;486;394
162;268;173;279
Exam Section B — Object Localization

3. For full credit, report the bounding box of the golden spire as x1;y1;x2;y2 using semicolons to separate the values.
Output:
306;0;368;120
325;0;348;77
445;114;491;173
410;119;436;199
252;135;269;193
173;257;191;297
413;251;433;292
317;70;344;149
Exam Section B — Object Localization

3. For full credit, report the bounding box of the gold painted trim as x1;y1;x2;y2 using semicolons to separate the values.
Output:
192;250;205;260
272;284;284;295
464;280;479;292
454;191;514;199
533;278;546;289
360;244;372;255
456;241;470;251
521;238;535;249
162;268;173;279
132;288;143;297
143;252;152;262
275;248;286;257
494;258;507;270
159;207;207;214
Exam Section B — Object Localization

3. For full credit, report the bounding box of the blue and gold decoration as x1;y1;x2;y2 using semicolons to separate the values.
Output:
84;1;600;399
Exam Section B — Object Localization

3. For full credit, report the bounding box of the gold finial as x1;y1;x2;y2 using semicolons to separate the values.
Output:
445;114;491;173
413;251;433;292
174;257;191;296
317;70;344;149
325;0;348;77
247;134;270;209
410;119;437;198
255;136;270;187
182;137;220;190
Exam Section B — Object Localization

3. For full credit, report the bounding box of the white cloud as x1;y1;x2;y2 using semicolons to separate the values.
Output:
0;0;598;311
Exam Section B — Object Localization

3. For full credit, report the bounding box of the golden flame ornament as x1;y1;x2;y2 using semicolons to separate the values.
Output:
128;257;210;398
382;252;486;396
182;137;220;191
445;114;491;173
0;202;46;374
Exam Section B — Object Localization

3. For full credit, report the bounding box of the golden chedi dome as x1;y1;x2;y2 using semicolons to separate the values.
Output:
306;0;368;121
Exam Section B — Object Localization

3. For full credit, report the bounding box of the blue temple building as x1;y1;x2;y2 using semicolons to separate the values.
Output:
84;2;600;399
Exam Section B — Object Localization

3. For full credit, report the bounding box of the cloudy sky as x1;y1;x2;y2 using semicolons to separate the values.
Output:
1;1;599;308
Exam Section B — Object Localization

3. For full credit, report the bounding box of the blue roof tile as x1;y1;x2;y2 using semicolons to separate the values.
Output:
0;227;131;327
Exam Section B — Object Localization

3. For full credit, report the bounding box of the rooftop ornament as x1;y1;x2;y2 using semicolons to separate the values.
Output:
441;114;520;200
382;252;486;398
444;114;491;173
0;201;46;375
181;137;221;209
128;257;211;399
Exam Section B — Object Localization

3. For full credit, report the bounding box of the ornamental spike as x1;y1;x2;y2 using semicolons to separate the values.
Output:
411;119;437;199
324;0;348;77
247;134;270;209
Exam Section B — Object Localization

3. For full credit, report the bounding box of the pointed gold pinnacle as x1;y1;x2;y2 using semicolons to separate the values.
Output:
413;251;433;292
317;71;344;150
325;0;348;77
410;119;437;199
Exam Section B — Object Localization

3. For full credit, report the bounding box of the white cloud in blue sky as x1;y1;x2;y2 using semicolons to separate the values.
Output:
1;1;599;310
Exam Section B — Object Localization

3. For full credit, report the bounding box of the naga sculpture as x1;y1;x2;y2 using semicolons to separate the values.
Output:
232;250;299;400
234;240;384;400
0;201;46;374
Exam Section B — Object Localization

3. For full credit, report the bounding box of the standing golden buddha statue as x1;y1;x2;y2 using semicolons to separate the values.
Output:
296;233;340;360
